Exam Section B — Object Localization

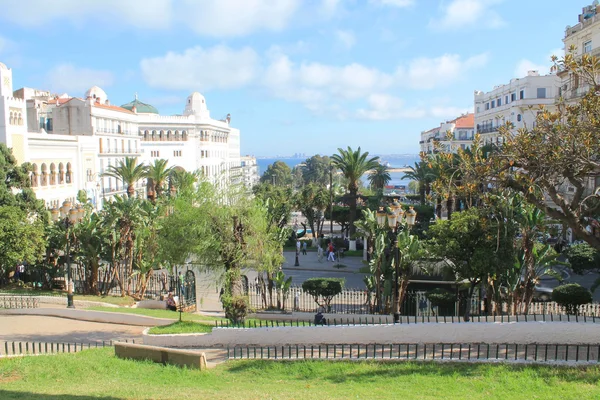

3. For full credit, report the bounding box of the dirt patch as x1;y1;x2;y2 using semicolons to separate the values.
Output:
0;372;22;383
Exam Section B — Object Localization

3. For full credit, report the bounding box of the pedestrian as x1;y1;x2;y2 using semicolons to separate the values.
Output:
327;242;335;262
317;245;323;262
165;292;177;311
302;241;307;255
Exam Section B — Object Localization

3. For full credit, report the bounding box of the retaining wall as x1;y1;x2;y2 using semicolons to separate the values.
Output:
143;321;600;348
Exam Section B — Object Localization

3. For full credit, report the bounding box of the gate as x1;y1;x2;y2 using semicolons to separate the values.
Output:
180;270;196;311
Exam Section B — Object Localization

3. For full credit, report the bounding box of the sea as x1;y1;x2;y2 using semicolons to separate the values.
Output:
256;155;420;186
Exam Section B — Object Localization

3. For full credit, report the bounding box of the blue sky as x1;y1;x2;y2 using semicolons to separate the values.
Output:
0;0;584;157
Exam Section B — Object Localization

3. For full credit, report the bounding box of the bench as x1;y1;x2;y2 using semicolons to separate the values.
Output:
114;342;207;369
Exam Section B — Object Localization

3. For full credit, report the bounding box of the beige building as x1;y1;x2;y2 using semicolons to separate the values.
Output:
419;113;474;154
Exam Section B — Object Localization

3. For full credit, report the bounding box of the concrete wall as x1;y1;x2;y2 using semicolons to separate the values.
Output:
143;320;600;348
115;342;207;369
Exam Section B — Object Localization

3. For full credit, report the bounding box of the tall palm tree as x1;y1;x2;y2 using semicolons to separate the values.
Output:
331;146;379;238
402;161;432;205
102;157;147;198
169;169;199;194
368;164;391;194
146;159;174;200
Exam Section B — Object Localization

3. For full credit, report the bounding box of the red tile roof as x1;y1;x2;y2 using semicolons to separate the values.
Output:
92;101;134;114
454;113;474;128
46;97;72;105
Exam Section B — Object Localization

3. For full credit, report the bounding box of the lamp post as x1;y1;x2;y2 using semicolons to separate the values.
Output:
377;202;417;323
51;200;85;308
293;223;300;267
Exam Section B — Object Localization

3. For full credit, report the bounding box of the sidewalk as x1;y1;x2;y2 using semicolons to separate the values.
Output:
281;251;365;273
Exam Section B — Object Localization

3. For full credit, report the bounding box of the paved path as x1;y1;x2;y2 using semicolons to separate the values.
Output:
0;315;146;343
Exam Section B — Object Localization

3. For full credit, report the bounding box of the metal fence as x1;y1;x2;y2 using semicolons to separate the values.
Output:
248;284;600;317
227;343;600;364
0;296;39;309
0;340;132;357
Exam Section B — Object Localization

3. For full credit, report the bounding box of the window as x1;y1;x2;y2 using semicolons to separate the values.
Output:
151;150;160;157
519;90;524;100
517;114;522;122
476;106;480;113
505;95;509;104
536;87;546;99
485;103;490;110
511;93;516;102
497;98;502;107
173;150;182;157
491;100;495;108
584;40;592;54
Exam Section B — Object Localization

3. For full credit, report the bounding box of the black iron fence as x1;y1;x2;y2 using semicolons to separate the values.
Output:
248;284;600;317
0;340;132;357
227;342;600;364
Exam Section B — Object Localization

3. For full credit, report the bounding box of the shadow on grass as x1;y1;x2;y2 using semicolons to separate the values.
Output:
225;360;600;385
0;390;124;400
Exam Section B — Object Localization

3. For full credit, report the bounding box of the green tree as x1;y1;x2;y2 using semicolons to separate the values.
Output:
260;161;292;187
294;183;329;239
368;164;391;194
102;157;147;198
146;159;174;200
169;169;199;195
331;147;379;238
301;155;332;186
552;283;592;315
402;161;432;205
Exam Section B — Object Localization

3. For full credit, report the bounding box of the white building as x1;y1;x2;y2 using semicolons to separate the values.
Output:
559;1;600;100
419;113;474;154
240;156;259;188
0;61;243;210
474;71;560;145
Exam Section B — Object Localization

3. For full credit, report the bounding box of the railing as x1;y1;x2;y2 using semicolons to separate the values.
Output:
0;295;39;309
247;285;600;317
0;339;133;357
477;126;498;134
227;342;600;364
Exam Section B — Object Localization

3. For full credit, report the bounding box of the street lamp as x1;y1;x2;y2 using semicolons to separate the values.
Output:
51;200;85;308
293;223;300;267
377;202;417;323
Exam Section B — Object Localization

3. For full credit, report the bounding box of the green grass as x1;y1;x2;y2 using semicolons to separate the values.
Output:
147;321;214;334
73;295;136;306
86;306;220;321
1;349;600;399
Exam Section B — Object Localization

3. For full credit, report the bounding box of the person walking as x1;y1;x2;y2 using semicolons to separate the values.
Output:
317;245;324;263
327;242;335;262
302;241;307;255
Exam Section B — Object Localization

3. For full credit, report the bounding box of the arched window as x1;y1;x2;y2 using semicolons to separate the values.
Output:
159;130;164;141
18;113;23;125
49;163;56;185
9;112;13;125
31;164;38;187
41;164;48;186
144;131;149;141
66;163;72;184
182;131;188;141
167;130;171;141
117;124;122;134
517;114;522;122
58;163;64;184
152;130;157;141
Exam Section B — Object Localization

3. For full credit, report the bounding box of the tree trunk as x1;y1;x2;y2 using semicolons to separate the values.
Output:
348;189;358;238
446;196;454;220
88;258;99;295
436;197;442;219
463;282;476;322
419;185;426;205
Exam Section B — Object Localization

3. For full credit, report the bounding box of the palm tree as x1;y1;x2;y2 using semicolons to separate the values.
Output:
169;169;199;194
102;157;147;198
368;164;391;194
146;159;174;200
331;146;379;238
402;161;432;205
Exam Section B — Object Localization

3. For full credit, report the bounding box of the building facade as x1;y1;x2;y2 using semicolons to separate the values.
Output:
474;71;560;145
419;113;474;154
0;62;243;211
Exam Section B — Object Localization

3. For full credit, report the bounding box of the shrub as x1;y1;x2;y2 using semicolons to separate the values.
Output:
301;278;344;312
565;243;600;274
551;283;592;315
425;288;457;307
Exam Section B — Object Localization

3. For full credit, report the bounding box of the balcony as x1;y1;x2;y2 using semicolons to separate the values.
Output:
99;149;141;155
477;126;498;134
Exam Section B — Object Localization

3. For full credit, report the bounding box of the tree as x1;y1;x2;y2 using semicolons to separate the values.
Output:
402;161;432;205
146;159;173;200
260;161;292;187
565;243;600;275
490;51;600;251
393;228;425;316
331;147;379;238
294;183;329;240
102;157;147;198
301;278;344;312
169;169;199;195
368;164;391;194
301;155;332;186
552;283;592;315
428;208;513;321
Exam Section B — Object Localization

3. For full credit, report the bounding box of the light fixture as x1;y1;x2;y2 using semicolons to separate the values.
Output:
376;207;386;228
405;206;417;227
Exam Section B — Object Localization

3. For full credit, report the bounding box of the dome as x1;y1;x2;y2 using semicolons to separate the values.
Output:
0;62;8;70
85;86;107;103
121;96;159;114
183;91;208;116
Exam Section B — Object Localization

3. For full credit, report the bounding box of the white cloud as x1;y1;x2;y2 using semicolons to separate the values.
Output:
431;0;505;31
320;0;343;16
0;0;172;29
514;48;562;78
396;53;489;89
335;30;356;50
430;105;473;119
0;0;299;37
357;94;426;120
369;0;414;7
140;46;260;91
46;64;114;95
176;0;300;37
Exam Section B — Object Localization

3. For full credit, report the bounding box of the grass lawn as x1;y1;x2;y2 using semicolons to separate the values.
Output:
148;321;214;334
1;349;600;399
86;306;220;322
73;295;136;306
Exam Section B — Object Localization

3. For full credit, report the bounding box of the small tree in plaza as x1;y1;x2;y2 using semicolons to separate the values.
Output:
552;283;593;315
302;278;344;312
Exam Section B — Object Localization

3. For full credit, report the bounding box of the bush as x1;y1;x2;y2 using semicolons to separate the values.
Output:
301;278;344;312
551;283;592;315
565;243;600;274
425;288;457;307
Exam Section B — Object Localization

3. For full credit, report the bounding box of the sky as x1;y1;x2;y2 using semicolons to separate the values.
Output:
0;0;585;157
